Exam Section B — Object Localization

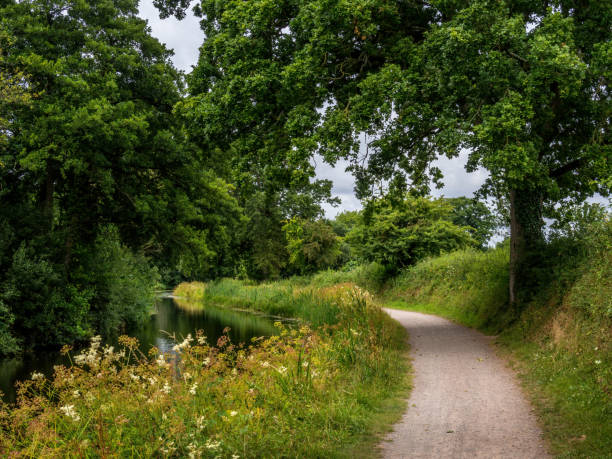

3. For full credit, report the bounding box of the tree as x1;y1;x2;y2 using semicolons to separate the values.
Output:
0;27;32;149
446;197;497;249
158;0;610;304
283;217;341;274
347;196;475;271
319;1;611;304
0;0;241;352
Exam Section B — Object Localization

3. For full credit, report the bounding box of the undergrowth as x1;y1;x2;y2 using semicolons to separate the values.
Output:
0;283;410;458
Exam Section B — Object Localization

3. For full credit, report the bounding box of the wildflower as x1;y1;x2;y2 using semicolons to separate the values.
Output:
277;365;287;374
156;354;168;368
90;335;102;350
205;439;220;450
183;372;192;381
31;371;44;381
232;455;240;459
103;345;114;356
162;382;171;394
302;361;309;368
198;335;207;345
187;442;202;459
230;410;238;417
173;334;194;353
73;390;81;398
260;361;270;368
189;383;198;395
595;360;602;365
196;415;206;430
160;440;176;455
59;404;80;422
148;377;158;386
203;357;211;366
129;373;140;382
232;368;238;375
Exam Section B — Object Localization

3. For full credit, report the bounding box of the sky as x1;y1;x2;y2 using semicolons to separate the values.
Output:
137;2;605;220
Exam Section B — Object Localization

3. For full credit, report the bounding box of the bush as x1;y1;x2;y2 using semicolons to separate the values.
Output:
1;244;91;349
80;225;159;337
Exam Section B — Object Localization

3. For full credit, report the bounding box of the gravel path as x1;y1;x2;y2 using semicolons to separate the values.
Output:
381;309;550;459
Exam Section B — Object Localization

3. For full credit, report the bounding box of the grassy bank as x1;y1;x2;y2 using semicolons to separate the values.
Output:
381;224;611;458
0;282;410;457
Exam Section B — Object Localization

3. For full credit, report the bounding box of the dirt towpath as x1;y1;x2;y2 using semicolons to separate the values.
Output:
381;309;550;459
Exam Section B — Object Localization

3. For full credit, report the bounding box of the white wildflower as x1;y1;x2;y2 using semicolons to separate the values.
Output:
189;383;198;395
148;377;158;386
230;410;238;417
90;335;102;350
156;354;168;368
183;372;192;381
187;441;202;459
129;373;140;382
277;365;287;374
173;334;194;353
203;357;211;366
205;439;220;450
196;415;206;430
162;382;171;394
31;371;44;381
59;404;80;422
73;390;81;398
197;335;207;345
103;345;114;356
260;361;270;368
302;361;309;368
595;360;602;365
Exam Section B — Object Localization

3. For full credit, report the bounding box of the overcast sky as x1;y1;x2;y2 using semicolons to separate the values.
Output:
136;1;542;219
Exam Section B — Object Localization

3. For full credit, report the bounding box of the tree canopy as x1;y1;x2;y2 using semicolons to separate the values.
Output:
158;0;610;303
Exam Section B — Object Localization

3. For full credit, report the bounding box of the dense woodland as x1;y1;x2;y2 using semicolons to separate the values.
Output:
0;0;610;357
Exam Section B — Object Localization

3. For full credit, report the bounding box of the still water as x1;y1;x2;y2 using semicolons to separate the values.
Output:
0;296;280;403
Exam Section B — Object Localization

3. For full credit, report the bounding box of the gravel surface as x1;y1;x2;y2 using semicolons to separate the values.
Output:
381;309;550;459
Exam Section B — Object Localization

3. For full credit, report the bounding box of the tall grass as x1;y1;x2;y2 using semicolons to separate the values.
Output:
1;282;410;457
384;247;510;331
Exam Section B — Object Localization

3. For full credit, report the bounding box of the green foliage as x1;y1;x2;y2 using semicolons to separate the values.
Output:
1;244;91;349
446;197;498;248
0;27;32;149
347;195;476;271
153;0;611;302
0;300;18;356
283;218;342;275
386;246;511;331
0;0;243;353
77;225;159;338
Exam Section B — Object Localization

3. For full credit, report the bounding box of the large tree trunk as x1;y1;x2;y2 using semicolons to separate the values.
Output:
509;187;544;307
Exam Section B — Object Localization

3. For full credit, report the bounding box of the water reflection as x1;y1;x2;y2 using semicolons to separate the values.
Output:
0;297;279;403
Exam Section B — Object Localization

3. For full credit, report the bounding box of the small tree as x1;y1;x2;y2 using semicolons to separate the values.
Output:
347;196;476;271
283;218;341;274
